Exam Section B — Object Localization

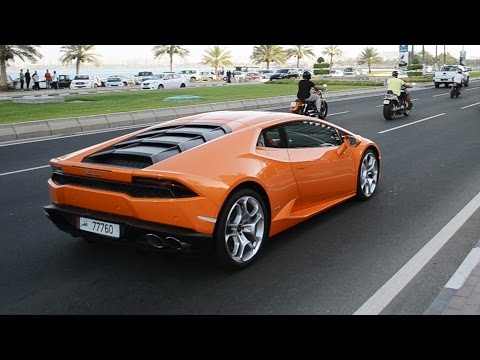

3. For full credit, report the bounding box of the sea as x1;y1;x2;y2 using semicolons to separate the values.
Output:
6;65;220;81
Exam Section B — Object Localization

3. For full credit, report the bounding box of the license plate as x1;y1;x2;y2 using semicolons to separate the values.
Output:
383;100;390;104
291;102;297;106
78;217;120;238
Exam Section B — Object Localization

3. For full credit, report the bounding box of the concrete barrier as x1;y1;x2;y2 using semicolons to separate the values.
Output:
106;113;135;128
13;120;52;139
173;106;196;117
0;124;17;142
153;108;178;123
48;117;81;135
130;110;157;125
77;115;109;132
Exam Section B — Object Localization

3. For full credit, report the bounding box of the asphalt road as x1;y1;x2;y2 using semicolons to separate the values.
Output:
1;84;479;314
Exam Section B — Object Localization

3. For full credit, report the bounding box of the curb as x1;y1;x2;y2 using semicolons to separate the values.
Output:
0;83;436;143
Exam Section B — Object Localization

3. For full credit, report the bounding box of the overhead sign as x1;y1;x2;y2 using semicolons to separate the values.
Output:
399;45;408;67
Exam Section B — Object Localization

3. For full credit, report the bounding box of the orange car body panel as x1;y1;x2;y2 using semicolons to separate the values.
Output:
47;111;380;239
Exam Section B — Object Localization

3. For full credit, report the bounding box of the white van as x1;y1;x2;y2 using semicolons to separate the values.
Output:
178;69;201;82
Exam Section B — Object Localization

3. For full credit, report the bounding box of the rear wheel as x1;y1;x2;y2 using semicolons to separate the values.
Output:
158;84;164;89
214;188;269;271
434;82;440;88
383;103;394;120
318;101;328;119
356;149;379;200
180;83;186;88
464;77;469;87
450;88;455;98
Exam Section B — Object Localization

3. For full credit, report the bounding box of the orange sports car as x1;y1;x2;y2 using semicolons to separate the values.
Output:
44;111;381;270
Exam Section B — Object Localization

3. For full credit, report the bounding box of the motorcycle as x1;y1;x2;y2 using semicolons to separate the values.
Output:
382;86;411;120
450;82;462;98
290;85;328;119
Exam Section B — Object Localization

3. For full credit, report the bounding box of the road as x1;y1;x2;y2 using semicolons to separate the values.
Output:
1;85;479;314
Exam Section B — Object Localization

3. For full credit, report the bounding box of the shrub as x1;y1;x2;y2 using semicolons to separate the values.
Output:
407;64;423;71
407;71;423;77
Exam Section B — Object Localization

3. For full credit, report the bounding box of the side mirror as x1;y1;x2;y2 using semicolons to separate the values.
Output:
347;135;361;147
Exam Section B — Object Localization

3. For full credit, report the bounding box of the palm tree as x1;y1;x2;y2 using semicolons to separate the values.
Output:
0;45;42;91
322;45;343;68
59;45;100;75
356;47;382;74
201;46;233;80
152;45;190;72
250;45;286;69
286;45;315;68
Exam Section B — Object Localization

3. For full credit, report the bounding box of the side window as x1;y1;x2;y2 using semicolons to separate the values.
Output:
257;127;283;148
284;121;342;148
164;75;172;80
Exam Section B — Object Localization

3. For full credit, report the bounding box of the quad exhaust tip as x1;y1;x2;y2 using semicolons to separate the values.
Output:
145;233;186;250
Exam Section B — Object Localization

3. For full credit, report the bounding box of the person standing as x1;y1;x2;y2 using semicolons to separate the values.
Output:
44;69;52;89
51;70;58;90
32;71;40;90
25;69;31;90
226;70;231;83
19;69;25;90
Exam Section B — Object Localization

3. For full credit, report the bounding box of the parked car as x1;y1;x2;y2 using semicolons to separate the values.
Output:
269;68;300;80
178;69;202;82
199;71;215;81
105;75;134;87
134;71;154;85
43;110;380;270
258;69;275;79
245;72;263;80
141;73;188;89
324;69;344;78
70;75;102;89
57;75;72;89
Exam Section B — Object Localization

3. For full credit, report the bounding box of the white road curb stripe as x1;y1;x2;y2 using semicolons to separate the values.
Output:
444;248;480;290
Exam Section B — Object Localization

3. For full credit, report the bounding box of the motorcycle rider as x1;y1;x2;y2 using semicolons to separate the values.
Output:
387;70;413;109
297;71;323;113
452;68;464;95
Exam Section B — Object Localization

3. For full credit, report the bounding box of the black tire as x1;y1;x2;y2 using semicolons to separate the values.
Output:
464;77;469;87
158;84;164;89
383;103;394;120
180;83;186;88
214;188;269;271
451;89;455;98
434;82;440;88
356;149;379;201
445;83;449;88
318;101;328;119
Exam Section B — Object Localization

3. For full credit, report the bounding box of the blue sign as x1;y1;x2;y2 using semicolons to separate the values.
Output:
399;45;408;52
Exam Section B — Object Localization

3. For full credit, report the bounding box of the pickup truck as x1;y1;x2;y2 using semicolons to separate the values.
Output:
433;65;469;88
57;75;72;89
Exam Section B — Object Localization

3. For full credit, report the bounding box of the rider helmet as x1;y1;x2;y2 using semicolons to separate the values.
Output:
392;70;398;78
302;71;311;80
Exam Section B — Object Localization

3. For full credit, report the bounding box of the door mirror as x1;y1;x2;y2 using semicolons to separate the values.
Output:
346;135;361;147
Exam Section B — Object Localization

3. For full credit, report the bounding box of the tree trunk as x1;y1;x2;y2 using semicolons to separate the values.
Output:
435;45;438;69
169;54;173;72
0;58;8;91
296;57;300;68
76;59;81;75
444;45;446;64
266;60;270;69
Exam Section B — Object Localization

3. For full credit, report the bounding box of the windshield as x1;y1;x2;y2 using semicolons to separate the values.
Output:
150;74;165;80
276;69;289;73
107;77;121;81
74;75;89;80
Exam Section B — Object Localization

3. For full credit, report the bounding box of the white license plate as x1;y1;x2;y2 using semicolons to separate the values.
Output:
78;217;120;238
383;100;390;104
291;102;297;106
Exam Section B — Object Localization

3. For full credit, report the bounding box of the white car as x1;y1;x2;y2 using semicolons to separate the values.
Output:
70;75;102;89
199;71;216;81
141;74;188;90
258;69;275;79
105;75;134;87
178;69;202;82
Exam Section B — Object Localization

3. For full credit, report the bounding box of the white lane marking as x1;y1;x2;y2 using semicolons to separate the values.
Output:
465;87;479;91
0;165;50;177
378;113;446;134
461;102;480;109
354;190;480;315
375;99;419;108
445;248;480;290
433;93;449;97
328;111;350;116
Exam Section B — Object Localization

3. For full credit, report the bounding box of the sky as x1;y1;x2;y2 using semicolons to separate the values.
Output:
15;45;480;66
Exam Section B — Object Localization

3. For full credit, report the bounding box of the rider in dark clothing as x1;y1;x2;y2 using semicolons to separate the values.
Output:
297;71;323;112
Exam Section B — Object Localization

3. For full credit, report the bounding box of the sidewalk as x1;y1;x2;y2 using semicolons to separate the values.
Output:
425;240;480;315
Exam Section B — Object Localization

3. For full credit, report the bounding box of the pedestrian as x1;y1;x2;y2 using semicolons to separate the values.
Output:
51;70;58;90
32;71;40;90
44;69;52;89
19;69;25;90
226;70;231;83
25;69;31;90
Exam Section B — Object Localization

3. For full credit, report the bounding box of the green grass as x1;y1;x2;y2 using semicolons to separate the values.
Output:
0;84;370;124
469;70;480;78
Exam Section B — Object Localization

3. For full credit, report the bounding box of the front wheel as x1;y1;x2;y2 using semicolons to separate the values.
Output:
356;149;379;200
383;103;394;120
318;101;328;119
450;88;455;98
158;84;164;89
214;188;269;271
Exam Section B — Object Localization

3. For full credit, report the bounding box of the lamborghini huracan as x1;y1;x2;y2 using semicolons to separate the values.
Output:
44;111;381;270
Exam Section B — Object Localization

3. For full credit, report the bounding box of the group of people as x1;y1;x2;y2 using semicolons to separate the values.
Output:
18;69;59;90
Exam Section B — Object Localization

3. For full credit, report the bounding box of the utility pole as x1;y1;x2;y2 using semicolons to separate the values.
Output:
444;45;446;64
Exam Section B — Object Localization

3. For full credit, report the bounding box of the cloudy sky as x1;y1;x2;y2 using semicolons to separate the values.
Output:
19;45;480;66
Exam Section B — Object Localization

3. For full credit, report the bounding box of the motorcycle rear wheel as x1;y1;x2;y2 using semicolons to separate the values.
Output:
383;103;394;120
